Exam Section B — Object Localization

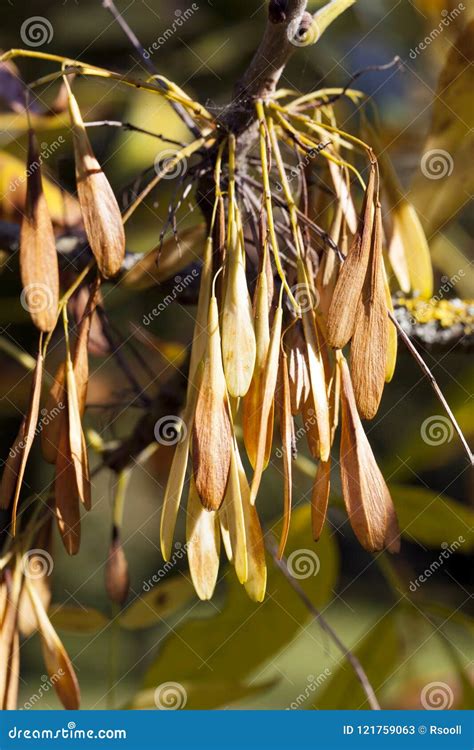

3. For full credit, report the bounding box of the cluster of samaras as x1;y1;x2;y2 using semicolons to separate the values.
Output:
160;98;410;603
0;50;434;707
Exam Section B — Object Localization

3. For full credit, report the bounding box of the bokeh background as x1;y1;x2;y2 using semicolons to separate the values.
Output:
0;0;472;710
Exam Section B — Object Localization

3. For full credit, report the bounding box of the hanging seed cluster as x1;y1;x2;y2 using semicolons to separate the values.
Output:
0;51;438;707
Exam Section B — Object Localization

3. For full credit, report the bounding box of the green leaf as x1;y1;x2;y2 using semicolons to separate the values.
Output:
391;485;474;551
119;575;195;631
49;604;109;634
315;610;401;709
140;504;339;707
128;678;277;711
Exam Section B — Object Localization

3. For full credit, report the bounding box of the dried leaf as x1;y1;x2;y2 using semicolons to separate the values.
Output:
250;304;283;504
187;476;220;600
278;349;292;558
68;88;125;278
41;362;66;464
339;355;393;552
26;578;80;710
223;442;248;584
221;239;256;397
193;296;232;511
1;352;43;533
350;203;388;420
19;130;59;332
326;163;376;348
311;458;331;541
243;262;273;467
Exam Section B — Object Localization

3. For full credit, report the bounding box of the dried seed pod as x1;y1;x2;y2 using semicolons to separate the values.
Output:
311;458;331;541
160;236;213;560
193;296;232;511
243;257;273;467
298;260;331;462
250;303;283;504
350;202;388;420
26;578;80;710
277;348;293;558
19;129;59;332
221;232;256;397
237;450;266;602
326;163;376;349
0;352;43;534
388;199;433;298
287;323;310;416
186;476;220;601
222;441;248;584
105;528;130;606
339;355;395;552
67;86;125;278
0;572;21;709
41;362;66;464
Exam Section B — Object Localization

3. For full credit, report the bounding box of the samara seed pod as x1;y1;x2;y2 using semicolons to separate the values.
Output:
19;130;59;332
339;355;395;552
326;163;376;349
186;477;220;601
350;202;388;420
193;296;232;511
67;87;125;278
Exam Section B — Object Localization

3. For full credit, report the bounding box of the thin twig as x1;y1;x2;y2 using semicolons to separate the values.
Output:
101;0;201;138
265;533;381;710
84;119;188;147
389;313;473;465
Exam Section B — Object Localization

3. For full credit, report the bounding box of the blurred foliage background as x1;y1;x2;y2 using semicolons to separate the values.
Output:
0;0;472;710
